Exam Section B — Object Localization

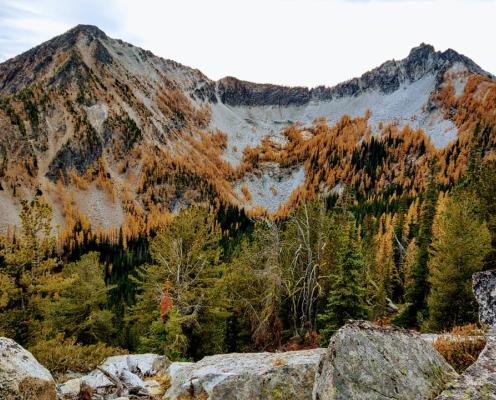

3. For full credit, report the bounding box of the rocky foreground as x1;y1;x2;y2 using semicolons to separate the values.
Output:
1;269;496;400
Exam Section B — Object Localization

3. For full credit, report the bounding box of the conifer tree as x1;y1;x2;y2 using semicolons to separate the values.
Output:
0;197;66;343
225;220;284;350
425;194;491;331
130;206;227;359
395;177;438;328
42;252;117;345
318;218;368;344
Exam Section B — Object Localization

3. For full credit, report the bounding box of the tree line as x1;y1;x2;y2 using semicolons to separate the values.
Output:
0;155;494;365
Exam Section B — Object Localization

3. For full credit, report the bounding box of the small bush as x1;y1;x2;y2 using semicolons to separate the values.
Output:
432;324;486;373
29;334;127;380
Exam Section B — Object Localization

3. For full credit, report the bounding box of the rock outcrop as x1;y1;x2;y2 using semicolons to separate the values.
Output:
473;269;496;327
0;337;57;400
434;270;496;399
313;321;457;400
58;354;170;399
165;349;326;400
435;328;496;399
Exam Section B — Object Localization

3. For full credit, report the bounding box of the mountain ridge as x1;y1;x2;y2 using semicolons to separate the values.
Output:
0;24;494;233
1;25;493;102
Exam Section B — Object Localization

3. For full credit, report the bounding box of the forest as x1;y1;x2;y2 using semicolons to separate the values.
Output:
1;119;495;378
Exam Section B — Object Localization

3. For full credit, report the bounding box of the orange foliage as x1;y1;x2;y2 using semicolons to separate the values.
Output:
432;324;487;373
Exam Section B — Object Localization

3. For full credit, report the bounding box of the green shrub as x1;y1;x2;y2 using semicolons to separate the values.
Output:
29;334;127;380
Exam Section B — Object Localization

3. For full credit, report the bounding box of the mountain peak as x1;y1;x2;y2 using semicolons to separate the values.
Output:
62;24;107;40
408;43;436;58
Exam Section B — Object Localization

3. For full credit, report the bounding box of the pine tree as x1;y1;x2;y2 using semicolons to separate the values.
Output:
0;197;66;344
425;194;491;331
130;206;228;359
473;160;496;270
318;219;368;344
42;252;117;345
395;177;438;328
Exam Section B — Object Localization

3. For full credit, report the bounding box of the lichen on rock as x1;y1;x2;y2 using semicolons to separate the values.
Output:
0;337;57;400
312;320;457;400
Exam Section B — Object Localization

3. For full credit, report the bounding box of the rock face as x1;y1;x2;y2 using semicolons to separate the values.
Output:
58;353;170;399
473;269;496;327
313;321;457;400
0;337;57;400
165;348;326;400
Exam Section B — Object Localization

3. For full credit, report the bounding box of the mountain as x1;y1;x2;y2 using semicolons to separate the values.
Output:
0;25;494;234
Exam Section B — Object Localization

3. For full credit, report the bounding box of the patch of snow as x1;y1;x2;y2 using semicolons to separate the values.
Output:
234;163;305;213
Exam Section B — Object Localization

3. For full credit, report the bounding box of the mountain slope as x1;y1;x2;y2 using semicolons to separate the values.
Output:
0;25;494;234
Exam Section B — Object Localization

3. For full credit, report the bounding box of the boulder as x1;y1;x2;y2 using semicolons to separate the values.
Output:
61;353;170;399
99;353;170;377
313;321;457;400
435;327;496;399
165;348;326;399
57;378;81;399
0;337;57;400
434;271;496;399
473;269;496;326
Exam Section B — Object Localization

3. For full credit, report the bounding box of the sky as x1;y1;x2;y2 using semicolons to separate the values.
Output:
0;0;495;88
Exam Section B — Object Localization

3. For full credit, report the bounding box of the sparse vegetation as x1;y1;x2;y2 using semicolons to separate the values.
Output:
432;324;487;373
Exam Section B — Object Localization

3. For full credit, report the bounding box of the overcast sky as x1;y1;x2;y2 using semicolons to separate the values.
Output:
0;0;494;87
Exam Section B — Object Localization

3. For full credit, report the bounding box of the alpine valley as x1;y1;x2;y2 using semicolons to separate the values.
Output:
2;23;496;400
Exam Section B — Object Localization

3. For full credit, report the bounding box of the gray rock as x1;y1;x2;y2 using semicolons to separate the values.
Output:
434;271;496;399
143;379;165;397
100;353;170;378
165;348;326;399
74;353;169;398
435;327;496;399
0;337;57;400
473;269;496;326
215;43;493;107
57;378;81;399
313;321;457;400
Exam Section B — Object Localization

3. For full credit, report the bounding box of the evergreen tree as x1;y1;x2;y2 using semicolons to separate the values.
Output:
42;252;117;345
395;177;438;328
473;161;496;270
0;197;67;344
130;206;228;359
318;219;368;344
425;194;491;331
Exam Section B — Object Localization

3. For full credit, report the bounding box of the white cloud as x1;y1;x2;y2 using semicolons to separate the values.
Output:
0;0;495;87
